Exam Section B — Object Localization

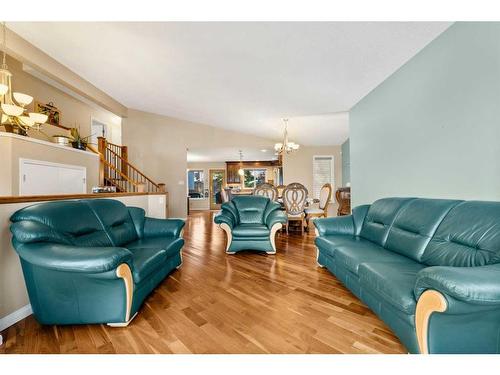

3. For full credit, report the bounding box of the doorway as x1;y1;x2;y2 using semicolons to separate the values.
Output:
90;119;107;146
209;169;226;210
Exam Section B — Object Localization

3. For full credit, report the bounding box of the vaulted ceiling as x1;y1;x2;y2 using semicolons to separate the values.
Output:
10;22;451;145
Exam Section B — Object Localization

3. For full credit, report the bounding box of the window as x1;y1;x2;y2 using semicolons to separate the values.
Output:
243;169;266;189
313;156;334;199
187;170;205;198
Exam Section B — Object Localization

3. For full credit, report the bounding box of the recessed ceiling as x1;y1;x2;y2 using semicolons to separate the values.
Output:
188;147;278;163
9;22;451;145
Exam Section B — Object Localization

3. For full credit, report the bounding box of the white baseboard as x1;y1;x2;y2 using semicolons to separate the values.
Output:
0;304;32;332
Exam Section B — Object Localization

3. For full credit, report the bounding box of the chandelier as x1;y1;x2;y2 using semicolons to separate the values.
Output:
237;150;244;176
274;118;299;155
0;22;48;135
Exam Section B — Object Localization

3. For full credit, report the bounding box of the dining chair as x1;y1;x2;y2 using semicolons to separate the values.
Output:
282;182;308;234
254;183;278;201
221;189;229;203
305;183;332;228
276;184;286;199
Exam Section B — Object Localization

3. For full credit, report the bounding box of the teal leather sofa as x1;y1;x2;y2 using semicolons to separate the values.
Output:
10;199;185;327
314;197;500;354
214;196;287;254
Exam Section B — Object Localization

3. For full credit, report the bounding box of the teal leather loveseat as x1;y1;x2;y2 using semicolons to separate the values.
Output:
314;197;500;354
10;199;185;327
214;196;287;254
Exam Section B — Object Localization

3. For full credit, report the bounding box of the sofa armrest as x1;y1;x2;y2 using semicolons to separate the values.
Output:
266;210;287;229
415;265;500;305
143;217;185;238
13;242;132;273
214;212;236;229
313;215;355;236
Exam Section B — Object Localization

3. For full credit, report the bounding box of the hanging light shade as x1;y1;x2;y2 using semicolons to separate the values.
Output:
274;118;300;155
0;22;47;135
237;150;244;176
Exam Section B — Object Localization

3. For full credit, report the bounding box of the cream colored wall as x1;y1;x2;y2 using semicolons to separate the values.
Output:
5;27;127;117
0;133;100;195
283;145;343;217
0;194;167;327
122;109;275;218
187;162;226;211
5;55;122;146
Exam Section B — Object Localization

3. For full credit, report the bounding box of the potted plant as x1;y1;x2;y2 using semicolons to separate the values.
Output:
70;126;92;150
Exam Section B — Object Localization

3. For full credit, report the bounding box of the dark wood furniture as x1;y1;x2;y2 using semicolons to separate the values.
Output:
226;160;282;184
335;187;351;216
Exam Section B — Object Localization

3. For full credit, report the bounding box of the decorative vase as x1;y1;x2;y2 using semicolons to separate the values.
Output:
71;141;87;150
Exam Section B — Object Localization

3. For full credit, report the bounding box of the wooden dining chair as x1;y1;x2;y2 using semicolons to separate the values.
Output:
282;182;308;234
254;183;278;201
276;184;286;199
305;183;332;227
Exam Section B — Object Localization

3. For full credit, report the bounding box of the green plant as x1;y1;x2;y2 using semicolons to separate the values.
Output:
70;126;92;144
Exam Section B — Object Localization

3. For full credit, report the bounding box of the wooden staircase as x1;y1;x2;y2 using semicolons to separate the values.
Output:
94;137;165;193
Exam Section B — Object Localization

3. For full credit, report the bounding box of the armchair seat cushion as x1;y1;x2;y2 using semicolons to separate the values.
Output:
232;224;270;238
126;237;184;258
305;207;325;215
359;262;424;314
129;248;168;284
334;241;412;275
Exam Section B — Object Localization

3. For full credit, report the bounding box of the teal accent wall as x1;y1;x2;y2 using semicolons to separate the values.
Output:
350;22;500;206
341;139;350;186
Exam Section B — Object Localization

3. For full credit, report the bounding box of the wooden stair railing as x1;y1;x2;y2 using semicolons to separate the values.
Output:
93;137;166;193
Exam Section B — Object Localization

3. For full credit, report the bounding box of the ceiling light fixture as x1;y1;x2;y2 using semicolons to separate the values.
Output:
274;118;299;155
238;150;244;176
0;22;47;135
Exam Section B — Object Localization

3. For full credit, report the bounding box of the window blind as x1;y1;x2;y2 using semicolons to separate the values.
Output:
312;156;334;199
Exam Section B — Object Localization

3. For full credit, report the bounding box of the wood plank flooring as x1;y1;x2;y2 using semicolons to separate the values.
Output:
0;211;406;354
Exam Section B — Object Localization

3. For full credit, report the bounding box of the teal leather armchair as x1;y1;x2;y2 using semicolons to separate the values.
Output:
314;198;500;354
10;199;185;327
214;196;287;254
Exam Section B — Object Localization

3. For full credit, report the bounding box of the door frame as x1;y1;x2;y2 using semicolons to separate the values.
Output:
209;169;226;210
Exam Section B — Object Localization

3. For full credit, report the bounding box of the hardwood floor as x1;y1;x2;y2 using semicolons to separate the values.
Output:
0;211;406;354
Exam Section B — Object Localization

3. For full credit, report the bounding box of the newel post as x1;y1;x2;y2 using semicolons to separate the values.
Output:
121;145;128;178
97;137;107;186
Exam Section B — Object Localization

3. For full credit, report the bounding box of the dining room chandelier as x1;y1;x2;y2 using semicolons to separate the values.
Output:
274;118;299;155
237;150;245;176
0;22;48;135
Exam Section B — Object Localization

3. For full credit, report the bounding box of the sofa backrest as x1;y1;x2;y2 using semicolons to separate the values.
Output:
359;197;414;247
231;196;270;224
85;199;138;246
10;200;113;247
421;201;500;267
385;198;461;262
10;199;139;247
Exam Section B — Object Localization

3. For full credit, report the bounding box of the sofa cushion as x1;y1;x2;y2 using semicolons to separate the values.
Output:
10;200;112;247
128;248;168;283
385;199;461;262
85;199;138;247
334;241;413;275
422;201;500;267
232;224;270;238
232;196;269;224
126;237;184;258
315;235;364;257
359;198;414;247
359;262;425;314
